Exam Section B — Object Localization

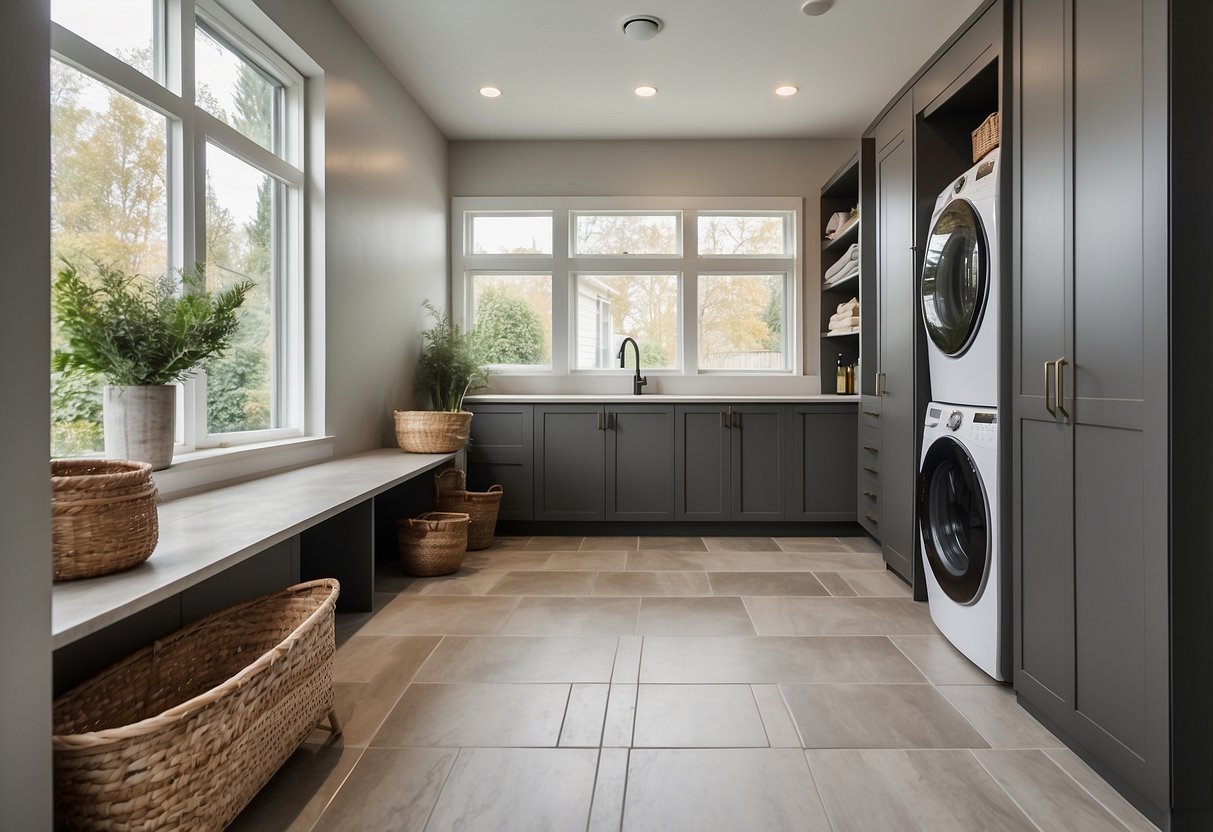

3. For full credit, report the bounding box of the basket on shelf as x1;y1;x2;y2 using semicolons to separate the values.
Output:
397;511;470;576
971;111;1001;162
52;579;342;832
393;410;473;454
51;458;159;582
433;468;503;551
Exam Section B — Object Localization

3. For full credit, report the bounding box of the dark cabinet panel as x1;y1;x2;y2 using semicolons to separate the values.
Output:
605;405;675;521
674;406;730;521
789;405;859;522
466;404;533;522
533;405;605;521
730;406;790;521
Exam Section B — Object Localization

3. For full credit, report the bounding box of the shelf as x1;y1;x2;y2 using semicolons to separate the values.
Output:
822;330;860;338
822;220;859;252
822;271;859;293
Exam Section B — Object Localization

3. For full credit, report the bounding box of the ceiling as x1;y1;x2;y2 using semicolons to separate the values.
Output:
328;0;987;141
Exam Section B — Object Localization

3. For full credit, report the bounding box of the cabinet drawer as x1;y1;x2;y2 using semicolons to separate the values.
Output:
860;397;882;429
858;470;881;507
859;506;881;537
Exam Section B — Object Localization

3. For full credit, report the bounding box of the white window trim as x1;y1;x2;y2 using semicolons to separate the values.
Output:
452;196;803;380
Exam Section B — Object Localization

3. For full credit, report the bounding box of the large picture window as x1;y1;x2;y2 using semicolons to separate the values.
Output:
50;0;306;457
452;199;798;377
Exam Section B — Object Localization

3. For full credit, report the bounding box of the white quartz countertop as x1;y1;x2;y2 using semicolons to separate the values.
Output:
464;394;860;404
51;448;454;648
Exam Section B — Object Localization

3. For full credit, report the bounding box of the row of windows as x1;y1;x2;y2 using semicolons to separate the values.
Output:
50;0;304;458
453;203;801;375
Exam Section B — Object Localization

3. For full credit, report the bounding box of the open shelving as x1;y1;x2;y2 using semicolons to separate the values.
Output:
818;148;866;390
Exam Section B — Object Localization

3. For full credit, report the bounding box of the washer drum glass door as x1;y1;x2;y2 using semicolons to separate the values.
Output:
921;199;988;356
918;436;989;604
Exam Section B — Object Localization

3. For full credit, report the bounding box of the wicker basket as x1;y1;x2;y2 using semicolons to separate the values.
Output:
972;111;1001;162
397;511;470;576
52;579;342;832
434;468;503;551
51;459;159;582
394;410;473;453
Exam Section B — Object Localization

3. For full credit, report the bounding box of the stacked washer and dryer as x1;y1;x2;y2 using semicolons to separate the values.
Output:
916;148;1006;681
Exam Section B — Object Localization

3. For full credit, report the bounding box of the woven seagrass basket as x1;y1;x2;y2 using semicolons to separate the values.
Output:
434;468;503;551
971;111;1000;162
52;579;342;832
51;459;159;582
393;410;473;453
397;511;469;576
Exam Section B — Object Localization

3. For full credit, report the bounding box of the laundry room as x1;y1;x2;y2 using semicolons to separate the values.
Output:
5;0;1212;830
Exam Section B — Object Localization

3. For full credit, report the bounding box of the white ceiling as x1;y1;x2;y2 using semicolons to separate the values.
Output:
328;0;986;141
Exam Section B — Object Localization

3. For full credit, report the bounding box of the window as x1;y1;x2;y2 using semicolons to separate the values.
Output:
452;198;799;377
50;0;308;458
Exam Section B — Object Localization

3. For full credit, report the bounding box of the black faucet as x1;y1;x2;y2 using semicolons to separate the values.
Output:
617;337;648;396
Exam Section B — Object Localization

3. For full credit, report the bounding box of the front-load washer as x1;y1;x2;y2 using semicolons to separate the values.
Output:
920;148;1001;407
917;401;1005;681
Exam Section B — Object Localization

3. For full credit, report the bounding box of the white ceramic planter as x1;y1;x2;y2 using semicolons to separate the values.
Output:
104;385;176;470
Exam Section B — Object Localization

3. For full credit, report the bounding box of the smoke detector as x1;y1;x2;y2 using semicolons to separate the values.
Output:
622;15;663;41
801;0;835;15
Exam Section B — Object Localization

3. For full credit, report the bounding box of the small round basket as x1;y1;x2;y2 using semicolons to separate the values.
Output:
396;511;470;576
51;459;159;582
394;410;473;453
434;468;503;551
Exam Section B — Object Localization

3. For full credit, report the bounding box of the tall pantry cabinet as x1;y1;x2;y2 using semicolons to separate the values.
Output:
1012;0;1203;826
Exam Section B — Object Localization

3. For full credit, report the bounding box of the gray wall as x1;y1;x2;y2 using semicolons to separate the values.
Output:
256;0;450;455
450;139;857;388
0;0;53;826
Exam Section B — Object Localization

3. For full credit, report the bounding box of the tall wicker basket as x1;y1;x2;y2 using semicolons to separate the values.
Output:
434;468;503;550
397;511;470;576
394;410;473;453
51;459;159;581
52;579;342;832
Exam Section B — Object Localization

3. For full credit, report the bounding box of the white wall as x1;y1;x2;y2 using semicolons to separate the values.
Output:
0;0;53;826
449;139;856;394
255;0;450;455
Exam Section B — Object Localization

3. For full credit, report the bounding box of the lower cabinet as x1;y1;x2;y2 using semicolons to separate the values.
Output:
532;404;675;521
465;404;534;522
788;404;859;522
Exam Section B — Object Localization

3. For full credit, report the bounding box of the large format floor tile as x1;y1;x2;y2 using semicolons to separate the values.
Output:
633;685;768;747
937;685;1066;748
639;636;927;684
541;550;627;571
500;596;639;636
308;747;456;832
360;595;520;635
424;748;598;832
635;597;755;636
391;567;504;596
638;536;707;551
1043;748;1159;832
782;684;989;749
580;536;639;551
624;749;832;831
890;635;998;685
707;571;829;596
807;749;1036;832
484;570;597;596
702;536;781;552
371;683;569;747
745;596;939;635
592;570;712;596
839;569;912;597
414;635;619;683
975;749;1137;831
228;741;364;832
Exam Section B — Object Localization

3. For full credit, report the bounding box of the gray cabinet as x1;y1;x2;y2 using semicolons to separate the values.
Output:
674;404;790;521
465;404;534;522
857;397;882;535
1013;0;1170;816
869;93;917;581
788;404;858;522
534;403;675;522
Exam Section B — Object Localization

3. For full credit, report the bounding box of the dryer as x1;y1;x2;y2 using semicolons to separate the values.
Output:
920;148;1001;407
918;401;1005;681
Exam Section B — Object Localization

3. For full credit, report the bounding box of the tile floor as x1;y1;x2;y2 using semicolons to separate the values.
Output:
231;535;1158;832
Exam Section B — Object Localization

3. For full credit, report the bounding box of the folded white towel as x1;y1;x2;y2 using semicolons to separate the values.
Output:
830;307;859;323
830;213;860;240
825;262;860;287
824;211;850;239
824;243;859;280
828;316;860;332
836;297;859;315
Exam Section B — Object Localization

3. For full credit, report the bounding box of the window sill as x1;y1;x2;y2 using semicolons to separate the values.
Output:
153;435;336;498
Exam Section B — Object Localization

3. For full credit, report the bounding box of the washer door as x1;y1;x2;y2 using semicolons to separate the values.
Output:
918;436;989;604
921;199;988;356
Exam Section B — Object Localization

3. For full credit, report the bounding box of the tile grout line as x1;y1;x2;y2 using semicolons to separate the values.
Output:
967;750;1050;832
301;745;369;832
420;747;464;832
1039;749;1151;832
800;750;841;832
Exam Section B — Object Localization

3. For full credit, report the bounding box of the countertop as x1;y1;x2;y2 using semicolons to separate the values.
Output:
464;394;860;404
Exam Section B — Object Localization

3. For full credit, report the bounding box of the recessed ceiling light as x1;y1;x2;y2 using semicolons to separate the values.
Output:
775;85;799;97
622;15;663;41
479;86;502;98
801;0;835;15
634;85;658;97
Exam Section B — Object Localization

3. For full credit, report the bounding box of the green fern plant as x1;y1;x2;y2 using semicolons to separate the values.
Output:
52;260;253;386
415;299;488;411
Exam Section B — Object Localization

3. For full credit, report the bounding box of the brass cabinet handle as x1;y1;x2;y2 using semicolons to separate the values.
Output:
863;410;880;418
597;411;605;431
864;514;879;525
1055;357;1071;421
862;491;877;500
1043;360;1056;417
731;407;739;429
863;445;879;454
720;410;730;429
863;467;878;476
607;411;616;431
875;373;886;396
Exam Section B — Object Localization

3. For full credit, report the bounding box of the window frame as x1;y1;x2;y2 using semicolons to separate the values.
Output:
452;196;802;378
50;0;309;455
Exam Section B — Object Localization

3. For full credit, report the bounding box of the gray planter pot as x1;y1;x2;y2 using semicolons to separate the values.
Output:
104;385;177;470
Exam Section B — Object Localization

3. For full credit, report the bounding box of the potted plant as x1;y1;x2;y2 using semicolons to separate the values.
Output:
52;261;252;470
394;300;488;453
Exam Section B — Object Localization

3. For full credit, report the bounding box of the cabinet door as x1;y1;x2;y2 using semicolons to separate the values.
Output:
533;405;604;521
674;405;730;521
873;95;917;580
788;405;858;522
466;404;534;522
605;405;674;521
730;405;790;521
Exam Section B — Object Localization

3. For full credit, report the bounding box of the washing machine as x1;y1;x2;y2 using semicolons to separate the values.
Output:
917;402;1005;681
920;148;1001;407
